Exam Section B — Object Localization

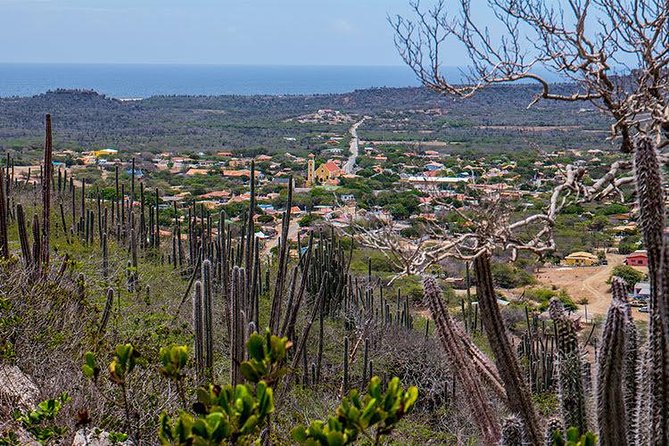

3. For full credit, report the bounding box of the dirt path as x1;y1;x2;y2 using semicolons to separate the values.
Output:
260;218;300;258
534;253;648;321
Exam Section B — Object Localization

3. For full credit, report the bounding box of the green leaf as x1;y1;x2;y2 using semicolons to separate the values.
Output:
247;334;265;362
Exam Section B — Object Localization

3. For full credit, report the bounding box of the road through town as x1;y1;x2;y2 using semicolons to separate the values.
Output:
343;118;365;174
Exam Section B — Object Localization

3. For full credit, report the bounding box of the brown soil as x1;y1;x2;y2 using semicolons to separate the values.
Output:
533;253;648;322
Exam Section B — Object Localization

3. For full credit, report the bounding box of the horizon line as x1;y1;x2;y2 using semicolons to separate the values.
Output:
0;62;419;68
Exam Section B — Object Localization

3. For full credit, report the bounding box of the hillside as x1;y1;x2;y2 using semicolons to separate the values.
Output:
0;85;614;157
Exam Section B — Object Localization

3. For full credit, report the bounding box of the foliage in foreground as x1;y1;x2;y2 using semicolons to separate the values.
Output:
79;329;418;445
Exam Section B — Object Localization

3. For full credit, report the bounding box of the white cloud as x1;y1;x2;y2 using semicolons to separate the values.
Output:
330;18;354;35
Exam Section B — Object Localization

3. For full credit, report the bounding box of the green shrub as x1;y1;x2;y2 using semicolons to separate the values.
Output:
608;265;646;289
491;262;536;289
524;287;577;312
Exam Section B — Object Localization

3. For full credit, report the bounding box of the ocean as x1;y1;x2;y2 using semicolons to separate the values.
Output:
0;64;427;99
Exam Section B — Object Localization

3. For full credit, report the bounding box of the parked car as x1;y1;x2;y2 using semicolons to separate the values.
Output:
639;306;650;313
630;299;646;307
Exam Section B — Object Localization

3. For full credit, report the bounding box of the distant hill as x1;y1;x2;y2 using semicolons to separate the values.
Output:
0;85;614;156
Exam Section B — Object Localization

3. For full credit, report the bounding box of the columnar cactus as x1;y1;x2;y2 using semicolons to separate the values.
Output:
596;278;628;445
41;114;52;269
474;254;541;445
201;259;213;371
230;266;245;385
102;232;109;281
16;203;31;267
634;136;669;444
342;336;349;394
193;280;204;381
98;288;114;337
423;275;501;446
362;337;369;387
500;415;524;446
0;168;7;259
551;298;588;436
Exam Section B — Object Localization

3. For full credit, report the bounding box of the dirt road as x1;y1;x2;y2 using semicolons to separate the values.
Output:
534;254;648;321
260;217;300;258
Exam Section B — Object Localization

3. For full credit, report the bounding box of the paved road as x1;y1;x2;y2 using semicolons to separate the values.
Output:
343;118;365;174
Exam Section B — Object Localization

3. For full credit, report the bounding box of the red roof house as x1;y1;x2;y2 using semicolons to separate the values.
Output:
625;250;648;266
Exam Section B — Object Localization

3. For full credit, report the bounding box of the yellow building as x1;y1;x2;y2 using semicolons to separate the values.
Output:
306;154;315;186
314;160;342;184
93;148;118;157
564;251;599;266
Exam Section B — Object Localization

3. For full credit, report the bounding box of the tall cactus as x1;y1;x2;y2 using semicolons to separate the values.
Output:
41;114;53;269
98;288;114;337
634;136;669;444
623;297;640;446
551;298;588;436
474;254;541;445
596;278;628;446
102;232;109;282
230;266;245;385
16;203;31;266
269;176;293;333
342;336;349;394
0;168;8;259
201;259;213;372
192;280;205;381
422;275;501;446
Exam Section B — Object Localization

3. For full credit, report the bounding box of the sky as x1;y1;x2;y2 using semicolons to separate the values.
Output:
0;0;470;66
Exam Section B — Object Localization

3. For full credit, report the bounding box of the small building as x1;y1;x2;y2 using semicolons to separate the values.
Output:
564;251;599;266
340;194;356;203
625;250;648;267
633;282;650;299
185;168;209;176
93;148;119;158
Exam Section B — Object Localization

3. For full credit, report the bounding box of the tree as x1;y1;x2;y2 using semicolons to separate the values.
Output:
609;265;645;289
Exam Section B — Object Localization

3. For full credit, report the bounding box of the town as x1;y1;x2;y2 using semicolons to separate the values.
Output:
5;109;646;327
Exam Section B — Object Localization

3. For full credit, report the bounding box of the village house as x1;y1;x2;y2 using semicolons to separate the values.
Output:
185;168;209;176
564;251;599;266
624;250;648;266
222;169;261;179
197;190;231;203
633;282;650;299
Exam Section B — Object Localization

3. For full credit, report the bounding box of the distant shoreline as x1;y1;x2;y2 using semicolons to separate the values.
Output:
0;63;574;99
0;63;423;99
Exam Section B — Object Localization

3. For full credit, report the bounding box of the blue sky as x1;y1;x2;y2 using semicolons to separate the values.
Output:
0;0;477;66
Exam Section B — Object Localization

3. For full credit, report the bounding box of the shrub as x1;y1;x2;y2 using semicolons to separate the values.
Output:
608;265;646;289
491;262;536;289
524;287;577;312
